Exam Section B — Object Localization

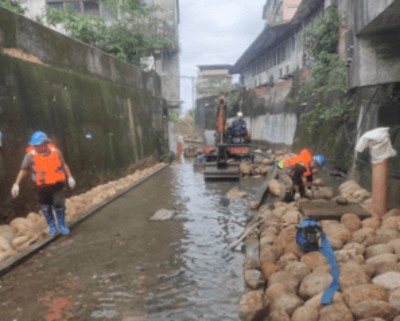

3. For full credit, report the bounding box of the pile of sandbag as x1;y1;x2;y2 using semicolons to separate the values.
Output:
339;180;371;203
239;163;273;177
267;177;334;201
0;163;165;264
239;181;400;321
239;149;296;177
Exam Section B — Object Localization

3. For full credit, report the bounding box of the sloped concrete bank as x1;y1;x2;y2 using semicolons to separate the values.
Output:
238;151;400;321
0;162;168;276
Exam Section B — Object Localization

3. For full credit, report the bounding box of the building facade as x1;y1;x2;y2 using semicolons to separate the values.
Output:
196;64;233;100
262;0;301;26
231;0;329;89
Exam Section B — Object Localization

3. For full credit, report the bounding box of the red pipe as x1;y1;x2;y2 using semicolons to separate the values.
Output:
177;142;183;161
372;159;388;217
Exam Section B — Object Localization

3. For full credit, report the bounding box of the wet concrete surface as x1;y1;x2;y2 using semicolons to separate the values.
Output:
0;162;264;321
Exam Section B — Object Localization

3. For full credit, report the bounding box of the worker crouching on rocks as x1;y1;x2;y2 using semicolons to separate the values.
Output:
11;131;76;235
278;148;326;201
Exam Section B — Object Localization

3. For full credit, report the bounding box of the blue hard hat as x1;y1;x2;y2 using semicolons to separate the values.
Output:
313;155;326;167
29;131;49;146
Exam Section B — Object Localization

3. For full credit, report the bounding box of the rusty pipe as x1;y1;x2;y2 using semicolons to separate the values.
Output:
371;159;388;217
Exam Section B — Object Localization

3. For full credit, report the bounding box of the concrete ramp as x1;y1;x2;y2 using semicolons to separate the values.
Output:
299;200;371;220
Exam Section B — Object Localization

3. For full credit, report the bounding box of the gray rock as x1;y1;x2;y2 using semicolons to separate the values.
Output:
150;208;176;221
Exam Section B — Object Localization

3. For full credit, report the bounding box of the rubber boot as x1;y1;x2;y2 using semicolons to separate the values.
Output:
41;205;58;235
54;207;70;235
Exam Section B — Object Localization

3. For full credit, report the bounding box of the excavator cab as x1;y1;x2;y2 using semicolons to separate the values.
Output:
202;94;252;180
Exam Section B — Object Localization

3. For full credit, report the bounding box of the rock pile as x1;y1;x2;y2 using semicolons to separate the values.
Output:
0;163;166;264
239;176;400;321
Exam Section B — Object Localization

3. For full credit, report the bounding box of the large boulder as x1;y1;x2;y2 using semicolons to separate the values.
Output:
299;272;332;299
239;290;264;321
319;303;354;321
291;306;319;321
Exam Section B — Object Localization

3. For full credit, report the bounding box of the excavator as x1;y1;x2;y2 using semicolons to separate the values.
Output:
202;93;253;180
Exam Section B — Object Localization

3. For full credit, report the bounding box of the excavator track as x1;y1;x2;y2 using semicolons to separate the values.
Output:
204;162;240;180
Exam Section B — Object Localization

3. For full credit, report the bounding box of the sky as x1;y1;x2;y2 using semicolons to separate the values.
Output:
179;0;266;112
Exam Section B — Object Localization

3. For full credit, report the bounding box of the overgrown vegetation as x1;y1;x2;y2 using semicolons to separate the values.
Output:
291;8;354;133
0;0;24;14
38;0;175;66
168;108;180;123
175;108;197;137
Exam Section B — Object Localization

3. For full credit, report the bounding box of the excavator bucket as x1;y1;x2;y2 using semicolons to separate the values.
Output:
204;162;240;180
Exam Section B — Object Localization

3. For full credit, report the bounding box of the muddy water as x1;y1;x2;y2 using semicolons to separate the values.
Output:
0;162;264;321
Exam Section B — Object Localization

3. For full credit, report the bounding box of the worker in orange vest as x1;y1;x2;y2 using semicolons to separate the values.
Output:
278;149;326;201
11;131;76;235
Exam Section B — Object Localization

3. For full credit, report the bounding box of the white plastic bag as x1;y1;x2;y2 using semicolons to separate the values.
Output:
355;127;397;164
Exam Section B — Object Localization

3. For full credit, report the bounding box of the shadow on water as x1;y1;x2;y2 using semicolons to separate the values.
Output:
0;162;264;321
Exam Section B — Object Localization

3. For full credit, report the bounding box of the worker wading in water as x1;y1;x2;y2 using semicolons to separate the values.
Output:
11;131;76;235
278;148;326;201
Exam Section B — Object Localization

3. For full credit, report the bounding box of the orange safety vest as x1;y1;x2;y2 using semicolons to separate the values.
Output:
283;148;313;177
27;144;66;186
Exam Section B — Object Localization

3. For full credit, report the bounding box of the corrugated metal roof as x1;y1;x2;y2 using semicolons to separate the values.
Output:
291;0;323;24
230;23;295;74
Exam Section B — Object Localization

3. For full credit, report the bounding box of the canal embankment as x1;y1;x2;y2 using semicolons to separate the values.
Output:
237;151;400;321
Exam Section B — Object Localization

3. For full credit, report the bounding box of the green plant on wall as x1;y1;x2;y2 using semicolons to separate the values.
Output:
0;0;25;14
39;0;175;66
294;7;352;133
168;108;180;123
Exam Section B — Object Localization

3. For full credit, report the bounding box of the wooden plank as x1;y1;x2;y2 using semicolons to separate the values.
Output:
299;200;371;220
253;167;277;210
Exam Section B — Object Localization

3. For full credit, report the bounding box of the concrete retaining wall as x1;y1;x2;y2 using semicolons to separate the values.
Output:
0;8;168;221
248;113;297;145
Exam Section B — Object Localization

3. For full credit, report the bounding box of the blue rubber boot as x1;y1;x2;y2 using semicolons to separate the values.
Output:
41;205;58;235
54;207;70;235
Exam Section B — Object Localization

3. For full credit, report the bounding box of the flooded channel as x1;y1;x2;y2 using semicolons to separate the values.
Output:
0;162;264;321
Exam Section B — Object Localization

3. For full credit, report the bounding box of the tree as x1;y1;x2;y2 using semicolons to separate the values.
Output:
292;8;353;133
42;0;175;66
0;0;25;14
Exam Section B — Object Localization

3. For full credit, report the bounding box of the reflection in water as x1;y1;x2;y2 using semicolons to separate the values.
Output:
141;163;261;321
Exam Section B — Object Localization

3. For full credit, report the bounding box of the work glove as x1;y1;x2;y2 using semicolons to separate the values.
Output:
68;177;76;189
11;183;20;198
294;193;301;201
277;160;284;169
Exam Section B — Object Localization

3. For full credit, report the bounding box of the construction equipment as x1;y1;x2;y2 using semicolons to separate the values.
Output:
202;94;252;180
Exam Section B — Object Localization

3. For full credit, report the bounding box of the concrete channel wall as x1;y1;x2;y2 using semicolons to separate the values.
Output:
0;8;169;221
346;0;400;88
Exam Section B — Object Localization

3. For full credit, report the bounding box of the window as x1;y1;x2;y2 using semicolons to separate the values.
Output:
47;2;63;10
46;0;101;15
65;1;81;12
83;0;99;15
